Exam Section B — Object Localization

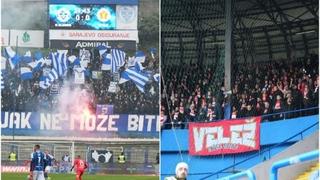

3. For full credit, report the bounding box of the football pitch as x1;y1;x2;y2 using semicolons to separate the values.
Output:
1;173;159;180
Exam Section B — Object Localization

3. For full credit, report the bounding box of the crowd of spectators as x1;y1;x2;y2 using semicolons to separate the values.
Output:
161;54;319;129
1;48;159;114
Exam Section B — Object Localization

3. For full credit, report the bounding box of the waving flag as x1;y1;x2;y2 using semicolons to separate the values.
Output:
22;51;32;63
5;47;20;69
28;52;44;72
135;51;145;63
51;50;68;77
48;68;59;82
101;53;112;71
98;45;108;56
111;49;126;73
128;56;136;67
39;76;50;89
20;67;33;80
119;62;150;93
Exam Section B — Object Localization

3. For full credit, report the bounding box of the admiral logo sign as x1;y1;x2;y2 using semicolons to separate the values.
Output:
75;41;109;48
189;117;261;155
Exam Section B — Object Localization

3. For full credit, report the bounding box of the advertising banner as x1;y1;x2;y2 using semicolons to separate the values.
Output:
49;40;136;50
1;166;29;173
49;30;138;41
116;5;138;30
9;30;44;48
189;117;261;156
1;29;9;46
1;112;159;138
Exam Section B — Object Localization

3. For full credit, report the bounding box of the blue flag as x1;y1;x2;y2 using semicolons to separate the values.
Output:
5;47;20;69
22;51;32;63
101;54;111;71
20;67;33;80
135;51;146;63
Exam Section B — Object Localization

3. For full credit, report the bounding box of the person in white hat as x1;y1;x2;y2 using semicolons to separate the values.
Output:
165;162;188;180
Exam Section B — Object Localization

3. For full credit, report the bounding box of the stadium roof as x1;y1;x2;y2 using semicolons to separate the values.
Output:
161;0;319;64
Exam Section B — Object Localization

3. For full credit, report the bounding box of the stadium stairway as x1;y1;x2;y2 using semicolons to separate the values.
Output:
295;162;319;180
250;131;319;180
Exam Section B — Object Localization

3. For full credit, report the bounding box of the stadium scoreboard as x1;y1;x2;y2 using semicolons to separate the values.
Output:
49;4;116;30
48;0;138;50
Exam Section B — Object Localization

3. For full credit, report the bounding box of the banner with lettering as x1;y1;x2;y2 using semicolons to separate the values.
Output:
189;117;261;156
1;112;159;139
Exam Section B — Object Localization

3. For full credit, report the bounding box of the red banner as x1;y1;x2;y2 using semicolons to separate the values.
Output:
189;117;261;156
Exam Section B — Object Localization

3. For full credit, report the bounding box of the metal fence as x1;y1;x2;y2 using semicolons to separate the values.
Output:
1;140;159;175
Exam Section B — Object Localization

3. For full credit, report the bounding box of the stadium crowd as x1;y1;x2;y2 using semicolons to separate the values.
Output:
1;48;159;114
161;54;319;129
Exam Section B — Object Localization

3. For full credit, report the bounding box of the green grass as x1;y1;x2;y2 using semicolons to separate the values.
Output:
1;173;159;180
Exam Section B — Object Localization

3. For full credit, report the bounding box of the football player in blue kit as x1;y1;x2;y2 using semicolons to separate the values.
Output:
29;145;46;180
44;151;55;180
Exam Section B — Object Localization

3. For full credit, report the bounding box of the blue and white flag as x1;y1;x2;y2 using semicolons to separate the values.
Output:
20;67;33;80
127;56;136;67
22;51;32;63
98;45;108;56
101;53;112;71
119;70;131;84
39;76;50;89
68;55;77;63
135;51;145;63
51;50;68;77
28;52;45;72
120;62;149;92
47;68;59;82
135;61;145;71
5;47;20;69
111;49;126;73
153;73;160;82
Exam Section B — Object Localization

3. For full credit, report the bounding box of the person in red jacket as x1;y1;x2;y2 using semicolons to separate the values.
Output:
70;155;88;180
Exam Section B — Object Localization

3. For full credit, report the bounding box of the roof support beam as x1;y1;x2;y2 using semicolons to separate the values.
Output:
224;0;233;91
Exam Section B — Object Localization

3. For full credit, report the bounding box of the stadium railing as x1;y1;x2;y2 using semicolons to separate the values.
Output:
162;106;318;128
270;150;319;180
217;170;256;180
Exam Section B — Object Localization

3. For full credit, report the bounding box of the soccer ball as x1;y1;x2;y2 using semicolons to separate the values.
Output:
48;177;51;180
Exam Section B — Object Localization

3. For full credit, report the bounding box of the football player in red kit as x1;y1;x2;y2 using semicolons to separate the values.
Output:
70;155;88;180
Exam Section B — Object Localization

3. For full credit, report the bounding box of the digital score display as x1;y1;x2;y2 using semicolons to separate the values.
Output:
49;4;116;30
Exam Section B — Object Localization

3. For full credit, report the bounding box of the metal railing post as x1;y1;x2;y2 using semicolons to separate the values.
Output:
270;150;319;180
217;170;256;180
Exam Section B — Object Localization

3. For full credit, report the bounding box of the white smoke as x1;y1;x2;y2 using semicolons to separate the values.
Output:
1;0;47;30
